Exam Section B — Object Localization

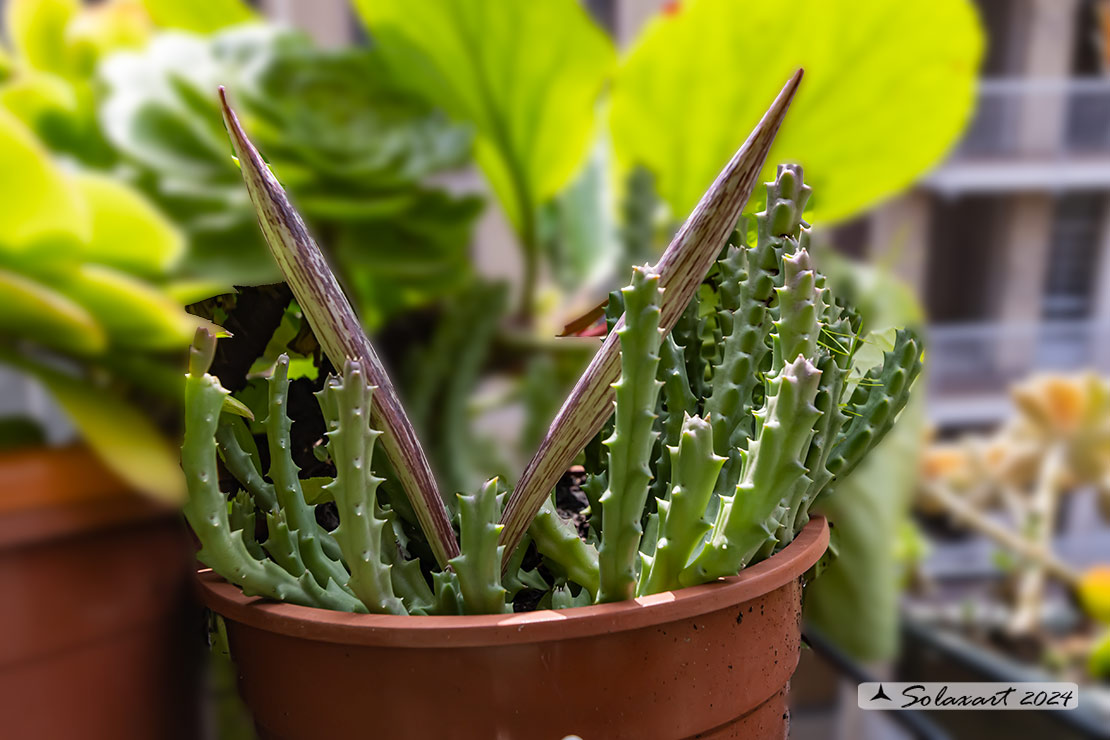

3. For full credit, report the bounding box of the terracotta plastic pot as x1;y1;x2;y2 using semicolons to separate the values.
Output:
199;516;828;740
0;445;200;740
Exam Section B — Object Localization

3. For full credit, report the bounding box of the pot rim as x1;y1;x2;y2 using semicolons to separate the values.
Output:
197;516;828;648
0;444;174;549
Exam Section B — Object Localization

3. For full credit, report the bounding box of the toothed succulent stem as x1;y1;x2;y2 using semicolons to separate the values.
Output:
824;329;924;487
216;414;343;563
449;479;510;615
319;361;406;615
639;414;725;595
530;500;600;598
182;330;363;612
265;356;353;593
597;267;665;604
682;354;822;585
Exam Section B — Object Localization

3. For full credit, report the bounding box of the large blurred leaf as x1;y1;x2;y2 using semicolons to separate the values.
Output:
0;107;87;249
610;0;983;223
14;354;186;503
4;0;79;75
354;0;615;238
75;171;185;276
55;264;201;349
140;0;254;33
804;256;927;661
0;266;106;353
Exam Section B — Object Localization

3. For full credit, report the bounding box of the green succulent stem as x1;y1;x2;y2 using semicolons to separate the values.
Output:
682;354;822;585
450;479;510;614
182;330;364;613
264;356;352;593
529;499;600;599
597;267;665;604
319;361;406;615
639;414;724;595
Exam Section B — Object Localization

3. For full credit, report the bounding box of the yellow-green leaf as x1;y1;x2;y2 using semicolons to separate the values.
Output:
354;0;615;236
140;0;254;33
0;106;88;249
0;69;79;129
610;0;984;224
74;171;185;276
164;279;236;305
1080;566;1110;624
5;0;79;74
26;359;185;504
55;264;200;349
0;265;106;353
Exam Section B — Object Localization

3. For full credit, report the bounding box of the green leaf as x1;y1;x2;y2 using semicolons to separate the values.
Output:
5;0;79;74
74;171;185;276
0;107;88;250
54;264;200;350
141;0;255;32
610;0;983;223
353;0;615;237
7;353;185;504
0;265;106;353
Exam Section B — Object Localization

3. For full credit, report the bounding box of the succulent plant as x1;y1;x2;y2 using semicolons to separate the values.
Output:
183;73;922;615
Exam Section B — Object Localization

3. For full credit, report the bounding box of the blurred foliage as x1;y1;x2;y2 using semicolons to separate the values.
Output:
354;0;614;316
0;103;194;501
140;0;255;33
804;254;927;662
98;25;482;326
354;0;613;241
609;0;983;225
355;0;983;322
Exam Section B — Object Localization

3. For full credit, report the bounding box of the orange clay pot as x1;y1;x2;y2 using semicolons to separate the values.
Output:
0;445;200;740
198;516;828;740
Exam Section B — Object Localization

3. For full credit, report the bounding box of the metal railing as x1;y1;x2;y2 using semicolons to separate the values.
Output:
951;78;1110;160
926;320;1110;405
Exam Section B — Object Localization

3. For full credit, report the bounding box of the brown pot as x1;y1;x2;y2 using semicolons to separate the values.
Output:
199;516;828;740
0;445;200;740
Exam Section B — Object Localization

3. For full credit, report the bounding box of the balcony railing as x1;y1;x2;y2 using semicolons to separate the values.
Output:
926;320;1110;425
951;78;1110;160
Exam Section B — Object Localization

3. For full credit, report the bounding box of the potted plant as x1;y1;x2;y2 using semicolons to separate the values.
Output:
0;89;207;740
185;73;922;740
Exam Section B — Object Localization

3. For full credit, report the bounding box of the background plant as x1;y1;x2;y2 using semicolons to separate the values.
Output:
354;0;982;321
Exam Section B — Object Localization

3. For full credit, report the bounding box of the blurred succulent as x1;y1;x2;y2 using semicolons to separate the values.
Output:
0;0;155;166
918;373;1110;635
182;82;923;615
0;103;206;501
98;25;481;325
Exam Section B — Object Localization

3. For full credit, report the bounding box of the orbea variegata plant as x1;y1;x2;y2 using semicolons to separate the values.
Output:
182;72;922;615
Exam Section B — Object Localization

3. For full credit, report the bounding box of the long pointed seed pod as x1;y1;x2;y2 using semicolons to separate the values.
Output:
450;479;510;615
182;329;363;612
597;267;665;604
639;414;725;595
500;71;803;563
219;89;458;568
264;356;353;592
681;354;822;585
319;361;406;615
